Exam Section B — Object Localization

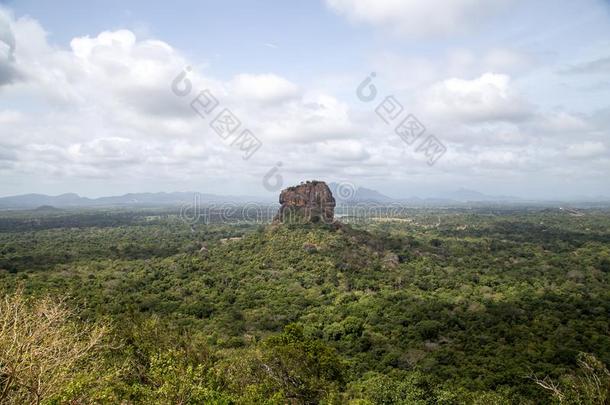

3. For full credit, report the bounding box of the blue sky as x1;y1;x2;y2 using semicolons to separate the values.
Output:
2;0;372;80
1;0;609;199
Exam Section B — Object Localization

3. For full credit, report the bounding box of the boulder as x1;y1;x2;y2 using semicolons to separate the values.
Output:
274;180;336;224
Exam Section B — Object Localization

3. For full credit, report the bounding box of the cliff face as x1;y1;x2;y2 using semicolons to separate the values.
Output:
274;181;336;224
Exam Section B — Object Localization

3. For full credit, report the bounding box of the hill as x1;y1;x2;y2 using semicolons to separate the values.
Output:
32;205;63;212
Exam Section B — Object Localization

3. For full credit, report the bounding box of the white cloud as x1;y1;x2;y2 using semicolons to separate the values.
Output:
482;48;534;74
423;73;532;123
254;93;357;143
0;12;365;190
561;56;610;75
316;140;370;162
0;7;19;85
0;9;15;58
325;0;514;37
565;141;607;159
0;6;608;199
230;73;300;104
535;111;590;133
370;48;536;97
0;110;22;124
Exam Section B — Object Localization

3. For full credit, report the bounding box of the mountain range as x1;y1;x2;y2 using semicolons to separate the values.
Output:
0;186;608;210
0;192;265;210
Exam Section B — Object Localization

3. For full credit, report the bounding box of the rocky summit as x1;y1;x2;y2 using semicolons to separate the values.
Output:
273;180;336;224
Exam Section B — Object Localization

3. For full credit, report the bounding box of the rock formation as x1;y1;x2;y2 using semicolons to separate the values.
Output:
273;180;336;224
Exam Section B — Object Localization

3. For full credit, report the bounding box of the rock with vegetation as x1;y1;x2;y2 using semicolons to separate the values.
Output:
274;180;336;224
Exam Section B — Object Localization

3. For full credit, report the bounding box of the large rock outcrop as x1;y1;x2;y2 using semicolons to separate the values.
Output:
273;181;336;224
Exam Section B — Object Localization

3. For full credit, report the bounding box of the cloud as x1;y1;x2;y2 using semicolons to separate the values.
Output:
230;73;300;104
565;141;607;159
0;15;230;181
325;0;514;37
0;9;15;59
369;48;536;96
0;7;20;85
560;56;610;75
0;5;608;199
67;137;142;166
534;111;590;133
0;11;364;188
0;109;21;124
422;73;532;123
316;140;370;162
259;93;358;143
482;48;534;74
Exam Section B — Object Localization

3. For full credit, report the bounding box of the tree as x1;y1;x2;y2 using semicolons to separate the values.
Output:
0;289;107;404
218;324;345;404
531;352;610;404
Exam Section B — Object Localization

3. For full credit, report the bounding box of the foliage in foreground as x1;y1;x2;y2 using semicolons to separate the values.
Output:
531;352;610;404
0;290;107;404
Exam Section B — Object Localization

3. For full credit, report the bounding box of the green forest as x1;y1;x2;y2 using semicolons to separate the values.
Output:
1;207;609;404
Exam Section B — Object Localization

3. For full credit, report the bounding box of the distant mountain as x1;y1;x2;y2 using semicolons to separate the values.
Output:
328;183;395;203
0;192;272;210
328;185;525;204
0;193;87;209
2;187;607;210
355;186;395;202
0;185;397;210
91;192;263;206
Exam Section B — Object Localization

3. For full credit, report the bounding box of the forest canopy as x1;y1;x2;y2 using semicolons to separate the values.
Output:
0;207;609;403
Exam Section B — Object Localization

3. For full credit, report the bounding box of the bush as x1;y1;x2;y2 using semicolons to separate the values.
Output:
0;289;107;404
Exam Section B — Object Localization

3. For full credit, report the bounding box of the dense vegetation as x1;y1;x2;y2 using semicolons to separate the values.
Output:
1;207;609;404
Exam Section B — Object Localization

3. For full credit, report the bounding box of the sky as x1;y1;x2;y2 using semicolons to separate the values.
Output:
0;0;609;199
